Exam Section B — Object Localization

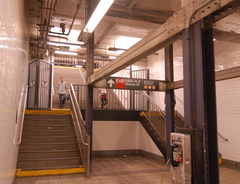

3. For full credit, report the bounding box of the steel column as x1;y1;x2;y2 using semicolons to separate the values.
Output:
85;0;94;169
182;20;218;183
202;17;219;184
164;44;175;161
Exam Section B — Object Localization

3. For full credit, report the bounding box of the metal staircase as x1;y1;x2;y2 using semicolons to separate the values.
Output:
139;91;185;159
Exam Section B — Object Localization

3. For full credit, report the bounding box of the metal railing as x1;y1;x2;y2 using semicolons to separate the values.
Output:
69;84;90;178
141;91;166;141
72;84;148;111
13;84;28;145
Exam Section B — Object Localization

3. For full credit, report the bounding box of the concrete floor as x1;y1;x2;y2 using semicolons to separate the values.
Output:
14;155;240;184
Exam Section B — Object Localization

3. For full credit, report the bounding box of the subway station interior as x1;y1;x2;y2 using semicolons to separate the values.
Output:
1;0;240;183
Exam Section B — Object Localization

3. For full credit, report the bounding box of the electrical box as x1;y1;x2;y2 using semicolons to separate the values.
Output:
170;132;192;184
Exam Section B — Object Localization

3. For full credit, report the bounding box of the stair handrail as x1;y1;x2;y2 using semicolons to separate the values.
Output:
218;132;228;142
78;67;86;84
69;84;90;178
142;91;165;116
174;95;228;141
13;84;28;145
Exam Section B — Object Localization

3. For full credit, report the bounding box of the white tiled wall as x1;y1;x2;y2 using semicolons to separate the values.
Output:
147;47;184;114
138;125;162;156
216;78;240;162
215;40;240;71
0;0;29;183
93;121;140;151
92;121;162;157
214;40;240;163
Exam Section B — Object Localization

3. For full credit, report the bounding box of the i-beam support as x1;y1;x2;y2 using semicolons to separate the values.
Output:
182;20;219;183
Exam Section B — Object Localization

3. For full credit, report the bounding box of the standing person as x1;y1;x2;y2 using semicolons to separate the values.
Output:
56;77;68;108
98;88;107;109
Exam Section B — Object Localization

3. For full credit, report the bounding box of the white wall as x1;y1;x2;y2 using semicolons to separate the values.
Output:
92;121;163;157
0;0;29;183
147;50;166;110
214;40;240;163
93;121;139;151
216;78;240;163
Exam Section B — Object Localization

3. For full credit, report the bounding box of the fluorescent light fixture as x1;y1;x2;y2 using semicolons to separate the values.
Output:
108;47;126;52
47;41;84;47
55;50;78;55
75;65;82;68
83;0;115;33
109;56;117;59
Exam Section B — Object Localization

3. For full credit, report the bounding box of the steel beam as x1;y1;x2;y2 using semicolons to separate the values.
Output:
87;0;237;85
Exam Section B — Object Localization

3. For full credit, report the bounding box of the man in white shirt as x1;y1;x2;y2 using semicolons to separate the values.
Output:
56;77;68;108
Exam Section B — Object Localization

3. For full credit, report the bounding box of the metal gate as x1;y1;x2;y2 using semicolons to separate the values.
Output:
27;60;52;109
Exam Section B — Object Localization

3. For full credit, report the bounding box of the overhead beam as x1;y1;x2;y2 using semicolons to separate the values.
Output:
106;4;173;24
95;22;116;48
128;0;139;9
214;29;240;43
167;65;240;90
88;0;237;85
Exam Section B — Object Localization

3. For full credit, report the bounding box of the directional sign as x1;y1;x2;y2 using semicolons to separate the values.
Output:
106;77;160;91
107;79;115;87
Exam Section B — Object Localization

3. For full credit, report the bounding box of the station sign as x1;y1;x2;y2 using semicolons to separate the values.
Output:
106;77;160;91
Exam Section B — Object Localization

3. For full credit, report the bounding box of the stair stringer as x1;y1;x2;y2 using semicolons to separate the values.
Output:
139;116;166;159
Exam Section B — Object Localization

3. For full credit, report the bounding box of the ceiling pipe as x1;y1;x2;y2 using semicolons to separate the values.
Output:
49;0;84;36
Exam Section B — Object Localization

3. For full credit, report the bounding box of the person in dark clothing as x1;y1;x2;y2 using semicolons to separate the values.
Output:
98;88;107;109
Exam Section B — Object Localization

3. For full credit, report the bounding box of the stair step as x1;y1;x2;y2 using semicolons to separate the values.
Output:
17;164;83;171
24;119;72;124
18;156;81;162
18;149;80;159
23;124;73;131
17;157;82;169
22;136;76;143
24;115;71;121
19;142;78;151
22;130;74;137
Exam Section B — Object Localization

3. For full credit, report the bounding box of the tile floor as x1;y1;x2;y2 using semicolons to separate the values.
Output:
14;155;240;184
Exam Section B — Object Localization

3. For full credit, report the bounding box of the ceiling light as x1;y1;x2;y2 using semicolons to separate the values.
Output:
108;47;126;52
75;65;82;68
83;0;115;33
47;41;84;47
109;56;117;59
55;50;78;55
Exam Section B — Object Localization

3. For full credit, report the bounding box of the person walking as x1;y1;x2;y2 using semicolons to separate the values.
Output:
98;88;108;110
56;77;68;108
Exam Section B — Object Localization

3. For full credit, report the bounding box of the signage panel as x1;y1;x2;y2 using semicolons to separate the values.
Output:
106;77;160;91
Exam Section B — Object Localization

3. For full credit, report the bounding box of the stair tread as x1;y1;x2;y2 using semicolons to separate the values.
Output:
18;165;83;171
19;149;79;153
23;130;73;132
22;135;75;138
24;124;72;126
21;142;78;145
18;156;81;162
